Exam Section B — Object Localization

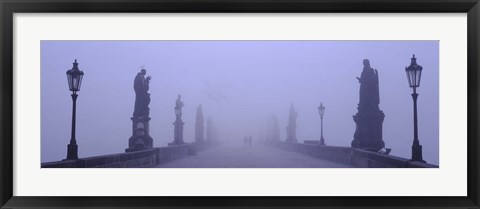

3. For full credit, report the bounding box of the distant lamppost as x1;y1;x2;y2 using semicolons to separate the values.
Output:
65;59;84;160
405;54;425;162
318;102;325;145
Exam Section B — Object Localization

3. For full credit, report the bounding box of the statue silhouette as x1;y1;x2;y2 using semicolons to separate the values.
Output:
133;69;151;117
357;59;380;110
127;68;153;152
175;94;184;119
352;59;385;151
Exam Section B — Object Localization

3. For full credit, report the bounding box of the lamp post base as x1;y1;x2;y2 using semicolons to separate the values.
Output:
65;143;78;160
411;144;426;163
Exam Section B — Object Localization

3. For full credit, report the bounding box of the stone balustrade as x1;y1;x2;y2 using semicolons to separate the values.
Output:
41;142;212;168
263;140;438;168
42;141;438;168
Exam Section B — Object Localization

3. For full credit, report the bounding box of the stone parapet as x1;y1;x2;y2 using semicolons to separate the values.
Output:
262;140;438;168
41;142;213;168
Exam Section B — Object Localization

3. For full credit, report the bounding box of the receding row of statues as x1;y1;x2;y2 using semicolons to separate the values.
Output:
127;58;386;152
126;69;217;152
263;59;386;152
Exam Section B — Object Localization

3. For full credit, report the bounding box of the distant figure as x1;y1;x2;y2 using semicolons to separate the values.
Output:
174;94;184;119
133;68;151;117
248;136;253;147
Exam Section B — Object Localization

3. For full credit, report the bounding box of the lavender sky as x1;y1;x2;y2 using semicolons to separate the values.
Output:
41;41;439;165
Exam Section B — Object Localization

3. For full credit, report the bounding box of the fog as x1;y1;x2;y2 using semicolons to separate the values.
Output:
41;41;439;165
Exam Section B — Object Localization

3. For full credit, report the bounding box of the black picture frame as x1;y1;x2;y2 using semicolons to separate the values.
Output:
1;0;479;208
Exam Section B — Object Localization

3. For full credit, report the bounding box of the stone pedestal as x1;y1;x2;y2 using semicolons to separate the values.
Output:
285;125;297;142
351;109;385;150
126;117;153;152
169;118;185;146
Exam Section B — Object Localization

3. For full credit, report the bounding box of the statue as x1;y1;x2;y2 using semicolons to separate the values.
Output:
206;116;216;142
356;59;380;110
175;94;184;119
266;115;280;141
126;68;153;152
133;68;151;117
169;95;185;146
195;104;205;143
272;116;280;141
285;104;298;142
351;59;385;151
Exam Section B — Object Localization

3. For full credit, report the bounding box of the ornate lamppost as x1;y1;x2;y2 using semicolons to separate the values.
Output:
405;54;425;162
318;102;325;145
65;59;84;160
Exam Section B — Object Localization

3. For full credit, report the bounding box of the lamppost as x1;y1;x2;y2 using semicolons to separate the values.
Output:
318;102;325;145
65;59;84;160
405;54;425;162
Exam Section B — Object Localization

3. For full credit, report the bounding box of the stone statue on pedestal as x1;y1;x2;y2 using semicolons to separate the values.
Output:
206;116;217;142
272;116;280;141
266;115;280;141
126;68;153;152
169;95;185;146
351;59;385;151
285;104;298;142
195;104;205;143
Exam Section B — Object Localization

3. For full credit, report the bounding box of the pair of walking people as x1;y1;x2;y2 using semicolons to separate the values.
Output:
243;136;253;147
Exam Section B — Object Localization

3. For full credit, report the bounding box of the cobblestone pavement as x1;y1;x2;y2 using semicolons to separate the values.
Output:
155;142;353;168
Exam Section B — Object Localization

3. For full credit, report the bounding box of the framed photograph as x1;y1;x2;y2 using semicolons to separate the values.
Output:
1;0;479;208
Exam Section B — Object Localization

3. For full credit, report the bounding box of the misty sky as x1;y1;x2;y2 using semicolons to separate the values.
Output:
41;41;439;165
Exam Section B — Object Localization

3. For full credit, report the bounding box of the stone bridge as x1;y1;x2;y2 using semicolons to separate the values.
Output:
41;141;437;168
43;58;439;168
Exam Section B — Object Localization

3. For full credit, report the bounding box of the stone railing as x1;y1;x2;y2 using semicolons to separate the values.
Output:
41;142;213;168
263;140;438;168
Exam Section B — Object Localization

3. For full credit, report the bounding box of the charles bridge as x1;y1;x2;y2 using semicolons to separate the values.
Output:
42;56;438;168
41;140;437;168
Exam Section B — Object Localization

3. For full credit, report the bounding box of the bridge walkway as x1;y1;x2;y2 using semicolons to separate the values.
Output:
154;142;353;168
